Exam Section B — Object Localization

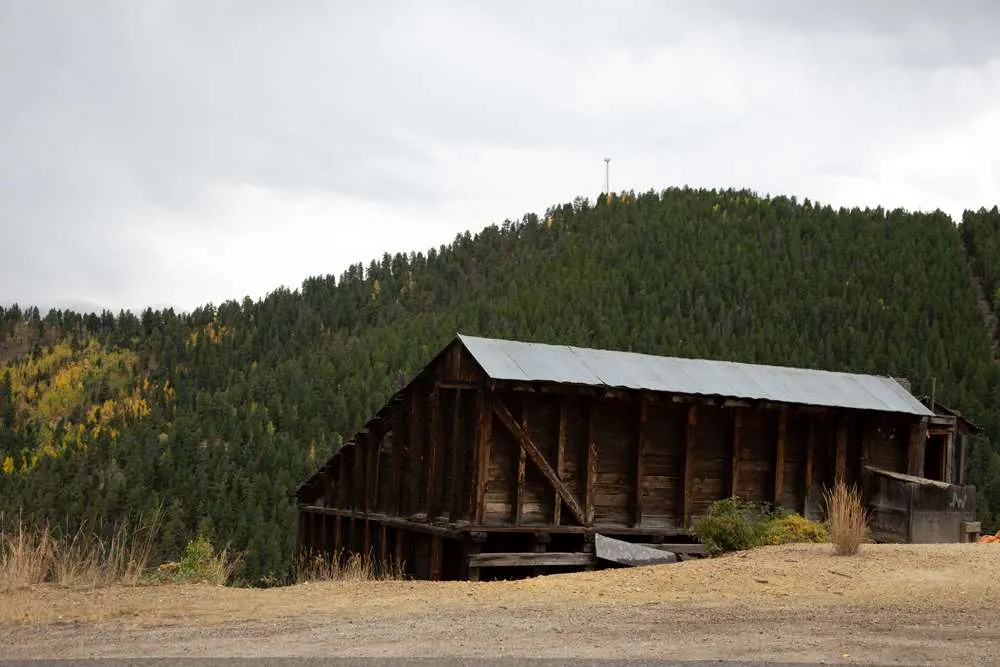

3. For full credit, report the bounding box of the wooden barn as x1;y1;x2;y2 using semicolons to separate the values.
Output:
296;334;975;580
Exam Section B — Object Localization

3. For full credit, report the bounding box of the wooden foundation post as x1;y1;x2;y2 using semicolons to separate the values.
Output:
429;535;443;581
835;415;848;484
467;531;486;582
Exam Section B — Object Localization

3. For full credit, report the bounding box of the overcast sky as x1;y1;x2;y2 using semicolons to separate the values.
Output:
3;1;999;314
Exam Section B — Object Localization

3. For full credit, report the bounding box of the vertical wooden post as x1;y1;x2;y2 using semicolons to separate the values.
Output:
554;396;567;525
467;532;486;582
907;418;927;478
389;402;404;516
333;513;342;561
426;386;441;519
835;415;848;484
337;453;349;507
429;535;443;581
473;389;493;524
633;395;647;527
585;397;598;525
681;403;698;528
363;519;372;560
730;408;743;497
378;523;388;569
353;442;364;512
449;389;464;519
803;420;815;515
774;409;787;505
515;399;527;525
394;529;406;575
408;388;422;518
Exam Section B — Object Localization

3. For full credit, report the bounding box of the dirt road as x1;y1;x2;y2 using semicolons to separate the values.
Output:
2;543;999;664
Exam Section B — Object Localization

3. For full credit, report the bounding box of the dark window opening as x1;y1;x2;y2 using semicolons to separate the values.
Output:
924;433;947;481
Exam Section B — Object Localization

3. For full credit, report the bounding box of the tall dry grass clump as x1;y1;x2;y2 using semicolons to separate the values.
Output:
0;519;56;591
295;549;403;583
1;507;162;590
824;480;869;556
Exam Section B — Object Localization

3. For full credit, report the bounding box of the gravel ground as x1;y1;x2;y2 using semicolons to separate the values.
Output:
2;543;999;665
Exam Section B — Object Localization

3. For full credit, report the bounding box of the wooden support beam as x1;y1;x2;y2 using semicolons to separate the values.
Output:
585;397;598;525
429;535;443;581
449;388;464;520
554;396;567;525
730;408;743;497
389;403;403;516
836;415;848;484
468;552;596;568
472;389;493;524
337;453;348;507
515;401;527;525
907;418;927;478
493;396;587;526
426;386;441;518
681;403;698;528
378;523;388;565
407;388;422;517
301;505;461;538
394;529;405;573
633;395;647;527
803;420;815;515
333;513;342;559
435;380;481;390
774;409;787;504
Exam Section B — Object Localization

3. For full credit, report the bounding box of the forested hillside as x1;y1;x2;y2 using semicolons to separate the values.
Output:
3;187;1000;584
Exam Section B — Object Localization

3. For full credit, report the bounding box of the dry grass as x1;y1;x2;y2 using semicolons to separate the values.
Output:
295;549;404;583
0;520;56;590
0;508;162;591
824;480;869;556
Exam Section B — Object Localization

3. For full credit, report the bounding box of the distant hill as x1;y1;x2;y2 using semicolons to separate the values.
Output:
3;187;1000;583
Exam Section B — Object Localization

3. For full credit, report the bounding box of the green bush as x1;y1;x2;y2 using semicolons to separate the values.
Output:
693;497;827;554
168;536;238;585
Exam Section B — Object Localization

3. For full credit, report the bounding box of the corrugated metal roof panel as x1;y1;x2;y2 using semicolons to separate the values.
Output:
459;334;933;416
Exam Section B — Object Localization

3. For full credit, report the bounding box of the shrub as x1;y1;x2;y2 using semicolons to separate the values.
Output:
171;535;239;585
824;480;868;556
693;497;828;554
762;513;828;545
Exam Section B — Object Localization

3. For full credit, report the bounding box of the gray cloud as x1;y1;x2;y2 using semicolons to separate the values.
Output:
2;1;999;313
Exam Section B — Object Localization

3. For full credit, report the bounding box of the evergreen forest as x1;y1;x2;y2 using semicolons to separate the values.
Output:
3;187;1000;584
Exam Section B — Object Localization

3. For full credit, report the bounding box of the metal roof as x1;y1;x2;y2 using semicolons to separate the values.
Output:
458;334;933;416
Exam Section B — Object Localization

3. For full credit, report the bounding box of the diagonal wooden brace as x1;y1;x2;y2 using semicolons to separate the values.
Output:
492;397;588;526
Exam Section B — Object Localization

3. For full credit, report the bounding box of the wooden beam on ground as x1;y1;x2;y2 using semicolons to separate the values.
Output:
493;396;587;526
682;403;698;528
836;415;848;484
730;408;743;497
774;409;787;504
426;386;441;518
585;397;598;525
633;395;647;528
468;552;597;568
515;401;527;525
472;389;493;524
449;388;464;520
803;420;815;515
554;396;567;525
907;418;928;478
